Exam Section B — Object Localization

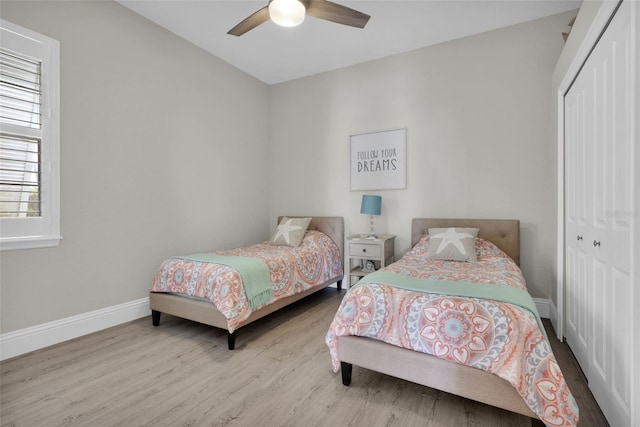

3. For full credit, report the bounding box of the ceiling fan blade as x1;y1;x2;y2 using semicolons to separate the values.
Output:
305;0;370;29
227;6;270;36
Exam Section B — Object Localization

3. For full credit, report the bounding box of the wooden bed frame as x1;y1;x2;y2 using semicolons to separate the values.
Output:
150;216;344;350
337;218;539;420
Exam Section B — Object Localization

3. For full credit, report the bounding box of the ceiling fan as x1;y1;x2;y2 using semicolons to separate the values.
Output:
227;0;371;36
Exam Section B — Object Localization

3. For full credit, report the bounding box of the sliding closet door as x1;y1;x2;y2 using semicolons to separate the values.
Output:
564;2;634;426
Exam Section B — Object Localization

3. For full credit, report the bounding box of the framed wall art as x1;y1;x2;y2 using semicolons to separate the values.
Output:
350;127;406;191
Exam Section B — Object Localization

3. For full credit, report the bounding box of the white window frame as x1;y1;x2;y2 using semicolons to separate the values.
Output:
0;20;60;250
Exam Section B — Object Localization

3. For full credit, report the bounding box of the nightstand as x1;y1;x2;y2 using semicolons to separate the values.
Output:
346;234;395;287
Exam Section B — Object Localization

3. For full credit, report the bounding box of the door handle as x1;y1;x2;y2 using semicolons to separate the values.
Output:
593;240;601;247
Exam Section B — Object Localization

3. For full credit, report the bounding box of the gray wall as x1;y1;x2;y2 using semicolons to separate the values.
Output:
269;10;577;300
0;1;270;333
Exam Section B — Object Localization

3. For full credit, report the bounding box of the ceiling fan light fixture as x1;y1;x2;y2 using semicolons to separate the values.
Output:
268;0;306;27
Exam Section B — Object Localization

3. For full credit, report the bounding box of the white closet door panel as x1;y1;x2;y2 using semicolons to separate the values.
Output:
611;266;632;426
611;18;632;231
566;100;578;223
588;256;610;420
566;77;589;228
564;79;591;373
590;258;608;381
565;244;591;372
565;246;579;347
585;15;611;414
563;2;634;426
606;9;633;425
576;250;590;365
576;88;589;228
592;59;608;231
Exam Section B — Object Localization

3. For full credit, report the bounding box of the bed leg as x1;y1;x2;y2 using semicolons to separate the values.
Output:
227;331;236;350
151;310;161;326
336;280;342;291
340;362;352;386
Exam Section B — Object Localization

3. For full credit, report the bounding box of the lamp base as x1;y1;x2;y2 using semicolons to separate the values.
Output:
366;215;378;239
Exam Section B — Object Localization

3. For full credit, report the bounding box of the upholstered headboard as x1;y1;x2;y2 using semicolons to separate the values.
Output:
411;218;520;266
277;216;344;260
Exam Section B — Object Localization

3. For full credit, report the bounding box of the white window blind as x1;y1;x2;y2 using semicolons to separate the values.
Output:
0;134;41;217
1;48;42;218
0;19;60;250
0;49;41;129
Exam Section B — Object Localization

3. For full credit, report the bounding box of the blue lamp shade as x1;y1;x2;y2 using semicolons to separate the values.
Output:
360;195;382;216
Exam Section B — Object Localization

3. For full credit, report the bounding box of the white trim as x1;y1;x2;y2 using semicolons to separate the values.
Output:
0;297;150;361
556;92;565;340
532;298;551;320
0;235;62;251
556;0;620;342
0;19;61;251
548;299;559;335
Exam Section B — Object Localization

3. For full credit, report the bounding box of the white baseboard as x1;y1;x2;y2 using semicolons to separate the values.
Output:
533;298;564;340
0;297;150;361
533;297;551;319
548;300;560;340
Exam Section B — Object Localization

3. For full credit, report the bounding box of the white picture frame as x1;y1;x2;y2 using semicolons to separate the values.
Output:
350;128;406;191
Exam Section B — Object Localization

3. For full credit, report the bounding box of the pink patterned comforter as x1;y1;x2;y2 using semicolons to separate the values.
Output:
326;237;579;427
151;230;343;332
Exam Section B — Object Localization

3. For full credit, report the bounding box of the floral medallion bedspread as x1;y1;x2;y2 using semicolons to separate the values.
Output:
151;230;342;332
326;237;579;427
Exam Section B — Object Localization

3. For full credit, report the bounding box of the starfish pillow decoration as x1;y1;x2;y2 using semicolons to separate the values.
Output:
425;227;479;262
269;217;312;247
273;219;302;244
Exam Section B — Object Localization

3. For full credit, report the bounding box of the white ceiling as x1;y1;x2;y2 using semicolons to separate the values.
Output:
116;0;581;85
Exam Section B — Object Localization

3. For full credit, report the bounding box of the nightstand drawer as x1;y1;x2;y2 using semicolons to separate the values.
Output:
349;243;381;258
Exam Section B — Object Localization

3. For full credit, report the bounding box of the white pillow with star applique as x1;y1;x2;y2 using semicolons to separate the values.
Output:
269;217;312;247
425;227;479;262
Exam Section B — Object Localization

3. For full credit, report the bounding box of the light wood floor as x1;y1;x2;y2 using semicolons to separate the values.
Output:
1;288;608;427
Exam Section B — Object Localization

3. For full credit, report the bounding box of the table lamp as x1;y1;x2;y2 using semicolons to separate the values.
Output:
360;195;382;239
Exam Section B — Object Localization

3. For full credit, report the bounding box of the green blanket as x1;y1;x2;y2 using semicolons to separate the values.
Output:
357;271;548;341
173;253;273;310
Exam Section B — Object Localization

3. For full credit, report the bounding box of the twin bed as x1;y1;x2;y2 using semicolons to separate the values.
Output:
149;217;578;426
149;216;344;349
327;218;578;426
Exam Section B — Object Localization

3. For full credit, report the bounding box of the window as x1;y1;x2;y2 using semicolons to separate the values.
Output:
0;20;60;250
